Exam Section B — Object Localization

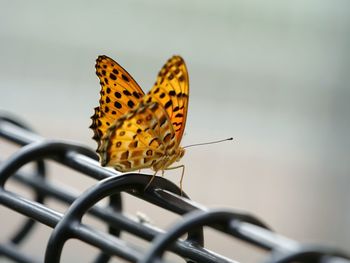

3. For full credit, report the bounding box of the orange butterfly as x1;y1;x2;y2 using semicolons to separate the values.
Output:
90;55;189;190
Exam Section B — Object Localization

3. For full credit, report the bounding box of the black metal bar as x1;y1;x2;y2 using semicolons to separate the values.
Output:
1;113;349;263
44;174;205;263
0;114;48;245
0;187;205;263
0;189;62;227
70;224;146;262
230;222;300;253
141;209;267;263
0;119;236;262
1;188;144;262
0;140;98;186
141;209;350;263
0;190;143;262
5;167;236;262
2;162;237;262
0;114;44;145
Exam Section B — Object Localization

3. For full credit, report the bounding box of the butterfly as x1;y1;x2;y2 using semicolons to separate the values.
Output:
90;55;189;190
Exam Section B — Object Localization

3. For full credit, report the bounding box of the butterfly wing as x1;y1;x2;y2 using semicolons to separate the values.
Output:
90;55;145;153
91;55;188;172
148;56;189;146
100;99;177;171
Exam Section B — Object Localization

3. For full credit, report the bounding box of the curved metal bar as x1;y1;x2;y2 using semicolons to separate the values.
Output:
12;170;234;263
0;112;42;144
0;140;97;186
0;138;125;262
140;209;271;263
0;114;47;246
0;128;208;260
267;246;350;263
0;113;34;131
2;113;348;263
9;161;46;245
44;173;203;263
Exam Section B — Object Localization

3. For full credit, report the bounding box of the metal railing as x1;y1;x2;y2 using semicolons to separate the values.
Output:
0;112;349;263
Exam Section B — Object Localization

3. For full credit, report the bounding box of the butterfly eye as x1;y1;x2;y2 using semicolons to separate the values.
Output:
180;149;185;158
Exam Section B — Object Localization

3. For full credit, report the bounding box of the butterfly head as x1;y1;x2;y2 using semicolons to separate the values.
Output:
175;147;185;162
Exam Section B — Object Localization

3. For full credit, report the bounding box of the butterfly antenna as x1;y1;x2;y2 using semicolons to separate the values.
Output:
183;137;233;149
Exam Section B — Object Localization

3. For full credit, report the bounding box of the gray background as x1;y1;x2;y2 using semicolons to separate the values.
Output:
1;1;349;262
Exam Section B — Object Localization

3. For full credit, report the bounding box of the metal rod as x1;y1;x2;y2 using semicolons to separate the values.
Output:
1;113;349;263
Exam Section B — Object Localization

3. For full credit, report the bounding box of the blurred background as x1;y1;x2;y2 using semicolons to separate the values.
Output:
1;1;349;262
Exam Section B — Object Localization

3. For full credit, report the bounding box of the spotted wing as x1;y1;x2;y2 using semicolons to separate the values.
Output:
99;98;177;172
148;56;189;146
90;55;145;152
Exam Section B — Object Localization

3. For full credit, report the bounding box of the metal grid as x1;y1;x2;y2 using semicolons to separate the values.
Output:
0;112;349;263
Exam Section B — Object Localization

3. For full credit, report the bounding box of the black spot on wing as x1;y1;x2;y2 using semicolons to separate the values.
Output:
110;73;117;80
114;101;122;109
123;90;131;96
122;74;130;82
133;91;141;99
127;100;135;108
165;100;172;109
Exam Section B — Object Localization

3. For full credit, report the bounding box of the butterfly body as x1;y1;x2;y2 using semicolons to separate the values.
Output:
90;55;189;181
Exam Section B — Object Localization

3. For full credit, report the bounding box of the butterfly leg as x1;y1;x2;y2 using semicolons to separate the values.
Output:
144;170;158;191
165;165;185;195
